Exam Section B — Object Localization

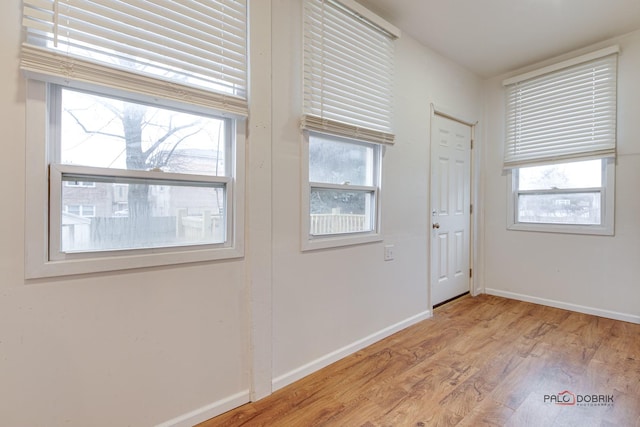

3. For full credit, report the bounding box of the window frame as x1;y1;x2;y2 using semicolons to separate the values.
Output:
301;131;383;251
507;158;615;236
25;80;245;279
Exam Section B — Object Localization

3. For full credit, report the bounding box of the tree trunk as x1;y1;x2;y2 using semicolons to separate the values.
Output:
123;103;152;245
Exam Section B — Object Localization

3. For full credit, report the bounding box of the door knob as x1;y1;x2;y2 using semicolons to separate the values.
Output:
432;223;440;229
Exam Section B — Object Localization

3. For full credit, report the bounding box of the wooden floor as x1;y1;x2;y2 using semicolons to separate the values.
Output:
198;295;640;426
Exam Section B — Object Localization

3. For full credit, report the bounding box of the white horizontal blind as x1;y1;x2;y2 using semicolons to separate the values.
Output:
303;0;395;144
21;0;248;115
504;53;617;168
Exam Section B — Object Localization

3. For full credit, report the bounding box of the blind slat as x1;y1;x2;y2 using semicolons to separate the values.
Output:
21;0;248;114
56;25;247;83
303;70;392;111
21;44;248;116
301;114;395;145
504;52;617;168
302;0;395;142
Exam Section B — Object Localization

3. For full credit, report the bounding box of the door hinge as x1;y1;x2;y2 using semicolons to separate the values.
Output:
470;204;473;214
469;268;473;278
470;139;474;150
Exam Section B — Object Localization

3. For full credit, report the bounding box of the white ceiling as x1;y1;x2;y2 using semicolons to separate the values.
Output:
356;0;640;78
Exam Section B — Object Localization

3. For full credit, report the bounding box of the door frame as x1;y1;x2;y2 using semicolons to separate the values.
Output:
429;104;480;308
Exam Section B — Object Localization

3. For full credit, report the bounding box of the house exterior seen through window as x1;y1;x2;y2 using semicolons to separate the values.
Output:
308;133;380;236
514;159;605;226
53;87;230;254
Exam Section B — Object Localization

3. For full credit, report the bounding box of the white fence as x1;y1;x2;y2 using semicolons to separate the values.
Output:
177;209;225;242
310;213;367;235
180;212;367;238
62;211;368;250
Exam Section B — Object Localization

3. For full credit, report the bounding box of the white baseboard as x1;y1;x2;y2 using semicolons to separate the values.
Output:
155;390;250;427
272;310;432;391
156;310;433;426
485;288;640;324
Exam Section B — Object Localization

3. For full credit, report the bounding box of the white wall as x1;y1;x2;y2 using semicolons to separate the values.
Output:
0;2;253;426
14;0;640;424
481;30;640;322
0;0;484;425
270;0;482;387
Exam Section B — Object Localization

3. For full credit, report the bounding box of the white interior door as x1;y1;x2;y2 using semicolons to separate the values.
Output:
430;114;472;306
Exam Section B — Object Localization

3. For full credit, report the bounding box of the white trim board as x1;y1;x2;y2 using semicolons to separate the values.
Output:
154;390;250;427
272;310;432;391
485;288;640;324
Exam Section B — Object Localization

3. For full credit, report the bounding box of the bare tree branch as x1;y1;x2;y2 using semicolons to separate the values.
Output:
142;121;202;160
66;109;125;140
97;99;124;121
153;128;204;168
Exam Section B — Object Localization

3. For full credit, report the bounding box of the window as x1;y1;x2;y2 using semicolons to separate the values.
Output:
301;0;399;249
509;159;615;234
49;85;233;255
23;0;247;278
504;47;618;235
308;133;380;236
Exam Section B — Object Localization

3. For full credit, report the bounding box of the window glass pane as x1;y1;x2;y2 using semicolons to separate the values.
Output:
60;176;225;252
66;205;80;216
517;192;601;225
309;135;375;186
518;160;602;190
310;188;373;235
82;205;95;217
60;88;227;176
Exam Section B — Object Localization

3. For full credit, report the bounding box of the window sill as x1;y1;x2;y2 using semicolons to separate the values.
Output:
25;244;244;279
507;222;613;236
301;232;383;251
